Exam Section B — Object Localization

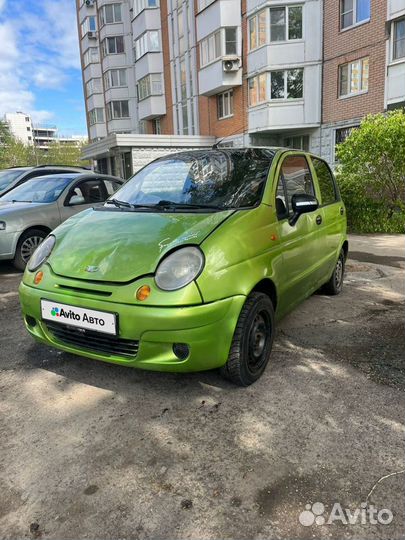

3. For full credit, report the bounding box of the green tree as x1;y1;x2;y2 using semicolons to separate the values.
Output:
336;110;405;233
41;141;89;167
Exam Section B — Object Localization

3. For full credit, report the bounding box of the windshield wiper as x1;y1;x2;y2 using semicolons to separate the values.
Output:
11;200;33;203
105;198;133;209
154;200;227;211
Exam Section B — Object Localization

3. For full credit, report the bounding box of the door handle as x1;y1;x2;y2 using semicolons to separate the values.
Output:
316;215;322;225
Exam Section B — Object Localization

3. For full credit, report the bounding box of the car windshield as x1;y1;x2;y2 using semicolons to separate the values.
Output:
110;149;275;211
0;169;28;191
1;175;76;203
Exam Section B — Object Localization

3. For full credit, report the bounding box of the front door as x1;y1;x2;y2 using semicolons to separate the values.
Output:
273;153;323;316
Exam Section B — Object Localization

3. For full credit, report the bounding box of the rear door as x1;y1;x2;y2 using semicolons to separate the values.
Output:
309;157;345;282
58;178;107;222
273;153;323;314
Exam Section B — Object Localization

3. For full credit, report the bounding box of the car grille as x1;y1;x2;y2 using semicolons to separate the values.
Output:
46;321;139;358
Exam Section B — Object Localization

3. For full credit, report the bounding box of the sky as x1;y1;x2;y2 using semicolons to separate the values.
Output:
0;0;87;137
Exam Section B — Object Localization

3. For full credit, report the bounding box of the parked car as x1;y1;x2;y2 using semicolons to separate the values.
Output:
0;165;92;197
0;172;123;270
19;148;347;385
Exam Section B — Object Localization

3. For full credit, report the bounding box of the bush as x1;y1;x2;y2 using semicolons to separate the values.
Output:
336;110;405;233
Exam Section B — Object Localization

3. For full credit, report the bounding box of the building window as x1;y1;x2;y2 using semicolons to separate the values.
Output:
217;90;234;119
393;18;405;60
106;100;129;120
225;28;237;55
86;78;102;96
81;16;97;37
341;0;370;30
200;30;221;66
153;118;161;134
83;47;99;65
249;10;267;50
339;57;369;97
104;69;127;89
27;126;31;131
137;74;163;100
248;69;303;106
138;120;148;134
89;108;104;125
100;4;122;25
283;135;309;151
102;36;124;56
134;0;159;17
134;31;160;60
249;6;302;50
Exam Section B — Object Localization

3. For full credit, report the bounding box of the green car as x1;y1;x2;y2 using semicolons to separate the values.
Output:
19;148;347;386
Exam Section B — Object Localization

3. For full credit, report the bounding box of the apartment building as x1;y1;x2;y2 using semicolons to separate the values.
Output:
77;0;405;175
4;112;87;150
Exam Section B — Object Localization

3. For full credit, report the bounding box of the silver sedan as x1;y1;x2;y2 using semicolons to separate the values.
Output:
0;172;123;270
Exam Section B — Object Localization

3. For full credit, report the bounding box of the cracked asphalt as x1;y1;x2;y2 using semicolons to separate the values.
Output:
0;234;404;540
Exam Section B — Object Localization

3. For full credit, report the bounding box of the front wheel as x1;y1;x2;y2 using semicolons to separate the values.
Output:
13;229;47;271
220;292;275;386
323;249;345;295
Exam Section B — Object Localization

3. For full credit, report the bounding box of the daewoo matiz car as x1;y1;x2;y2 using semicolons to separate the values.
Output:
19;148;348;386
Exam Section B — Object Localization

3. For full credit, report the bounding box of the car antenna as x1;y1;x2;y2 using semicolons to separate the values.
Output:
211;126;246;150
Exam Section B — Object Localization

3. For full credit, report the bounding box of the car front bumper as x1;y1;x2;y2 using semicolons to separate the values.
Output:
19;282;245;372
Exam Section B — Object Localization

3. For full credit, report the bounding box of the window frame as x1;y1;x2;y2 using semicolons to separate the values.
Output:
199;30;221;67
89;108;105;126
100;3;123;25
137;73;163;101
134;30;161;61
338;57;369;98
133;0;159;18
86;77;102;96
248;5;303;51
392;17;405;62
102;35;125;56
83;46;100;66
106;100;130;120
340;0;371;31
217;89;234;119
104;68;127;89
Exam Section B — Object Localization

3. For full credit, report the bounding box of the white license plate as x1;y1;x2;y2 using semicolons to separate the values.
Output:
41;299;117;335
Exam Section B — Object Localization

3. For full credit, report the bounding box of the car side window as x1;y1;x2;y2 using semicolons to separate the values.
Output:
68;180;106;205
103;179;122;196
276;155;315;217
312;158;338;206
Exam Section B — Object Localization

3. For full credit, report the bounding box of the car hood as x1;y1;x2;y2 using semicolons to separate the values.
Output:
49;208;234;282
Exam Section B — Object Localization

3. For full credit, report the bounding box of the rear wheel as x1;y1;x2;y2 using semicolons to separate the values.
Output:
220;292;275;386
323;249;345;295
13;229;47;271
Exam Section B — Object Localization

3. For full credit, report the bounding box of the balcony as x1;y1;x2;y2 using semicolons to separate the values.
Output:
138;95;166;120
386;61;405;107
388;0;405;19
132;9;161;39
135;52;164;81
196;0;241;41
198;58;242;96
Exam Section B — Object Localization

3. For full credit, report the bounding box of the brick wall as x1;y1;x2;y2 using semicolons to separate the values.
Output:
160;0;174;135
322;0;387;124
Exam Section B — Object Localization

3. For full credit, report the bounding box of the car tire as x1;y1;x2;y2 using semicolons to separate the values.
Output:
220;292;275;386
13;229;47;271
323;249;345;296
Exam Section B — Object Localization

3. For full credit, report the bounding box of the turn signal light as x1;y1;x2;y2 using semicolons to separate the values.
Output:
34;271;44;285
136;285;151;301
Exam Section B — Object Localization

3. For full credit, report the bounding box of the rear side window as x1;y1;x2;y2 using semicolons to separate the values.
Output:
312;158;338;206
73;180;106;203
277;155;315;215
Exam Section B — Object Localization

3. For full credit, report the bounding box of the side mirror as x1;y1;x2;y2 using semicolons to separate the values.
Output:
68;194;85;206
289;193;318;226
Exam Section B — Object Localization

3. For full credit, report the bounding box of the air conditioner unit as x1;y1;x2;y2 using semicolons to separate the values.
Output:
223;58;240;72
87;31;97;39
85;0;95;6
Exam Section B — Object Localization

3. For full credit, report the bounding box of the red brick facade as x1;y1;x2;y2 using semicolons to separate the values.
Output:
322;0;387;124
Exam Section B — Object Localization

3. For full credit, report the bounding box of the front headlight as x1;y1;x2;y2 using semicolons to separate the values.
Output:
27;235;56;272
155;246;205;291
0;221;6;231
